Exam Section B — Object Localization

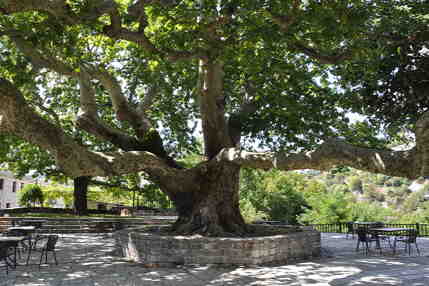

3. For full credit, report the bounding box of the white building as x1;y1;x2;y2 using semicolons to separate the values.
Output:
0;171;36;209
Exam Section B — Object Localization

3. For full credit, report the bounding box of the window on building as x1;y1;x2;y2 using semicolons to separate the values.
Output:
0;178;3;190
12;181;16;192
6;203;10;208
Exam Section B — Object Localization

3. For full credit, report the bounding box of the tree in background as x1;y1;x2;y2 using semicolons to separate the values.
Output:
298;190;351;225
18;184;44;207
0;1;428;235
240;169;308;224
0;137;96;214
348;201;395;223
43;185;73;208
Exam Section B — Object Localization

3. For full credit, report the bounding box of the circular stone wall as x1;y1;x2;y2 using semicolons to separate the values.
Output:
114;225;321;267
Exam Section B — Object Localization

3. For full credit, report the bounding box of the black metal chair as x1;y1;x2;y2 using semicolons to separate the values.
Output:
35;235;59;268
3;229;31;260
0;242;16;275
394;229;420;256
0;243;10;274
370;222;392;249
356;227;380;255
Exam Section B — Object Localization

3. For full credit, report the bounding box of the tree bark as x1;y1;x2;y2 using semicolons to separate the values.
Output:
73;176;90;215
170;163;246;236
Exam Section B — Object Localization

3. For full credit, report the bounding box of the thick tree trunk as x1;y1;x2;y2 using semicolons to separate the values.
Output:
170;163;247;236
73;176;90;215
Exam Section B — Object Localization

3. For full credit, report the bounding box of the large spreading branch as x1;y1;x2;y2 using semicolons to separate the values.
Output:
76;71;145;150
7;32;142;147
215;138;418;179
83;66;153;138
0;78;194;189
5;30;172;158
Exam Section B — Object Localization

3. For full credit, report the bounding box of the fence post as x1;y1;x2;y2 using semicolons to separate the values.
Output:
416;222;420;236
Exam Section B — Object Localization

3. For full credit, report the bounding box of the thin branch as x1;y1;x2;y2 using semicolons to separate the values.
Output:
293;42;353;64
8;31;76;76
268;0;301;33
28;98;61;125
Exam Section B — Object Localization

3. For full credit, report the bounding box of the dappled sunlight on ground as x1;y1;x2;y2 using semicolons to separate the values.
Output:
1;233;429;285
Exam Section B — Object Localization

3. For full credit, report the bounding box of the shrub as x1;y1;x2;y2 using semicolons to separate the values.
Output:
18;184;44;207
347;176;363;193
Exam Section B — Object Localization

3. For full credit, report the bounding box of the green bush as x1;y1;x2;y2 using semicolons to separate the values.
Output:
239;199;267;223
298;190;351;224
18;184;44;207
347;176;363;193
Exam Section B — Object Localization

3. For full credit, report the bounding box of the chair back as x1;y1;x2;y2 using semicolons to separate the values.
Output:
45;235;59;251
0;242;10;259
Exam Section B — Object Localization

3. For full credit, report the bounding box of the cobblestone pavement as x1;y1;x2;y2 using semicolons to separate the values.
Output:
1;233;429;285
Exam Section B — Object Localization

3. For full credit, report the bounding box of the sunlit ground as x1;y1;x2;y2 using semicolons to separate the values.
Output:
1;233;429;285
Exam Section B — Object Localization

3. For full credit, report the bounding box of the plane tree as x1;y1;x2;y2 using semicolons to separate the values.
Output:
0;0;427;236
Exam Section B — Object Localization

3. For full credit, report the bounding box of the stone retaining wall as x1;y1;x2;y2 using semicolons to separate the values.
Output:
115;226;321;266
0;217;176;233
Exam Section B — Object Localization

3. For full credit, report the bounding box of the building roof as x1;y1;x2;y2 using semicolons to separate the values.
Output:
0;170;36;182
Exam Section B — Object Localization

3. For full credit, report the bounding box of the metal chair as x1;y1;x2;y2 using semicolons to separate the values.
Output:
36;235;59;268
370;222;392;248
0;242;15;275
0;243;10;274
3;229;31;260
394;229;420;256
356;227;380;255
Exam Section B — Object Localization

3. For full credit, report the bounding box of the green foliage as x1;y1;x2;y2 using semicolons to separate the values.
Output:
401;189;426;213
139;183;173;209
349;201;395;223
239;199;267;223
18;184;44;207
363;184;385;202
298;190;351;224
332;184;350;193
347;176;363;193
240;169;308;224
43;185;73;208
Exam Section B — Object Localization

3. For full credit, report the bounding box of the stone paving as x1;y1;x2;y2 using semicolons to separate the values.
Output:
1;232;429;285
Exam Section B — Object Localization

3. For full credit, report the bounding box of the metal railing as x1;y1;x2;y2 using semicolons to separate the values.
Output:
312;222;429;237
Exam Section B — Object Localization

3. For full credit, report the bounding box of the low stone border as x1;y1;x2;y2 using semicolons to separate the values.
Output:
114;225;321;267
0;217;176;233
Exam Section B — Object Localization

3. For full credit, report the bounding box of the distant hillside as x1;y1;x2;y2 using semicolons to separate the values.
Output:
300;168;429;215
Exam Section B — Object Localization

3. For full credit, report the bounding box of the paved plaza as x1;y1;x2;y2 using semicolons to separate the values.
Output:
1;232;429;285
